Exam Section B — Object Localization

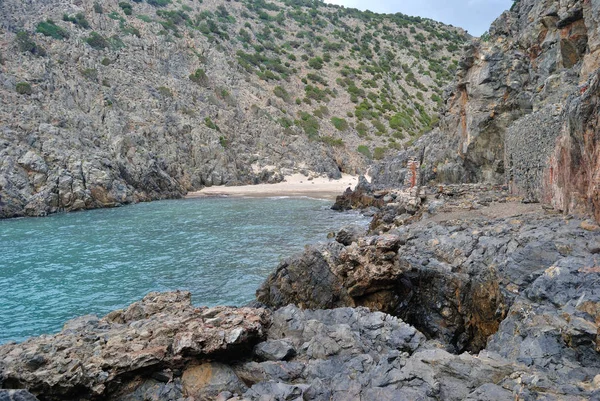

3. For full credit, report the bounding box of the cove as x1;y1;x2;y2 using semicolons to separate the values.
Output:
0;197;367;344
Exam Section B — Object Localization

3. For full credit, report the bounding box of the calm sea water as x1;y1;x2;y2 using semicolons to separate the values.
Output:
0;197;367;344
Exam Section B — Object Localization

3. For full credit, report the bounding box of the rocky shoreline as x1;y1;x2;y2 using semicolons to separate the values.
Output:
1;181;599;400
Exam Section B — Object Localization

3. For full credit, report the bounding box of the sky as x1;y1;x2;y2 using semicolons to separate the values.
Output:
324;0;514;36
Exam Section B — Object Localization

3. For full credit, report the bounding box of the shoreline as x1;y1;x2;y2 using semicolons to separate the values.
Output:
186;173;360;200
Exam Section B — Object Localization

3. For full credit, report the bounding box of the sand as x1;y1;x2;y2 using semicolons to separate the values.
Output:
185;173;359;200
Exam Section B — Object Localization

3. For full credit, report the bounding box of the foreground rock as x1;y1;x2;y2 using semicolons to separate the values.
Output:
257;183;600;399
0;292;269;400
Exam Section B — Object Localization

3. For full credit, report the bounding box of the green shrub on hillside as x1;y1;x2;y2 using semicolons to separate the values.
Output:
147;0;171;7
190;69;209;86
119;2;133;15
373;147;385;160
16;82;32;95
273;86;290;102
295;111;320;139
357;145;372;159
308;57;324;70
63;13;90;29
36;20;69;39
16;31;45;56
204;117;220;131
331;117;349;131
86;32;109;49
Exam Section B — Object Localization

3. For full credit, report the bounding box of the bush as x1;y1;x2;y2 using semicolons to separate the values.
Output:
319;136;344;147
273;86;290;102
373;147;386;160
157;86;172;97
81;68;98;81
219;136;228;148
189;69;209;86
16;31;45;56
119;2;133;15
357;145;372;159
147;0;171;7
16;82;32;95
93;2;103;13
204;117;220;131
308;57;324;70
356;122;368;137
36;20;69;40
86;32;108;49
63;13;90;29
331;117;349;131
295;111;320;139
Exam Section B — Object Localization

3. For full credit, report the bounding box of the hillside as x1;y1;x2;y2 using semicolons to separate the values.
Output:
0;0;467;218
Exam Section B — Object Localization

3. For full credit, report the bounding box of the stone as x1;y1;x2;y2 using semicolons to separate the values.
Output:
0;292;269;400
253;340;296;361
181;363;246;400
0;391;39;401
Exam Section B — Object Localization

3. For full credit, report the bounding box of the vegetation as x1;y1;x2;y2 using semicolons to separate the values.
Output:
36;20;69;40
86;32;109;50
16;82;32;95
189;69;209;86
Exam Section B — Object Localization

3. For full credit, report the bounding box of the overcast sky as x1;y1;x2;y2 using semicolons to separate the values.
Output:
324;0;513;36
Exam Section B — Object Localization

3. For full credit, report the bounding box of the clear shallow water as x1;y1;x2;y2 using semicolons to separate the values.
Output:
0;197;367;344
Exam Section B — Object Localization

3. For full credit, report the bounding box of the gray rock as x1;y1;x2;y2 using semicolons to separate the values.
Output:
0;391;40;401
254;340;296;361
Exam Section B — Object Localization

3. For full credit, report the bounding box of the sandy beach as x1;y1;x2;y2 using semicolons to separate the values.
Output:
186;173;359;200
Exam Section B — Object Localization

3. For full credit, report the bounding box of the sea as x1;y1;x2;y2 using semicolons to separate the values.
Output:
0;196;368;344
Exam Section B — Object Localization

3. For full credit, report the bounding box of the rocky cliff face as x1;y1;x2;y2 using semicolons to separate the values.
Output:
373;0;600;222
0;0;466;218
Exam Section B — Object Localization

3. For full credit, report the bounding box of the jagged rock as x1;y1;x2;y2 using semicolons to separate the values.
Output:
0;391;39;401
371;0;600;223
0;291;270;400
253;340;296;362
335;224;365;246
181;363;246;401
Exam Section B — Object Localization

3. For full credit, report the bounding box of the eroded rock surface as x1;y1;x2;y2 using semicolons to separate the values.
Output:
0;291;270;400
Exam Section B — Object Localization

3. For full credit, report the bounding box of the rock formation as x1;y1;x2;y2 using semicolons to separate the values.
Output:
372;0;600;222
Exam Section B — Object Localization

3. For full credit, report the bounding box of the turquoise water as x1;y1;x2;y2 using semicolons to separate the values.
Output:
0;197;366;344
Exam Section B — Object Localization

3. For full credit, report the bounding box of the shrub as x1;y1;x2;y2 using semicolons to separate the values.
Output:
63;13;90;29
36;20;69;40
189;69;208;86
147;0;171;7
119;2;133;15
373;147;386;160
219;136;228;148
86;32;108;49
308;57;324;70
273;86;290;102
93;2;103;13
16;82;32;95
204;117;220;131
157;86;173;97
319;136;344;147
356;122;368;137
295;111;320;139
331;117;348;131
16;31;45;56
357;145;372;159
81;68;98;81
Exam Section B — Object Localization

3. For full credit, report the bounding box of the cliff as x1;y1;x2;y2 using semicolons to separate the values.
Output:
372;0;600;222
